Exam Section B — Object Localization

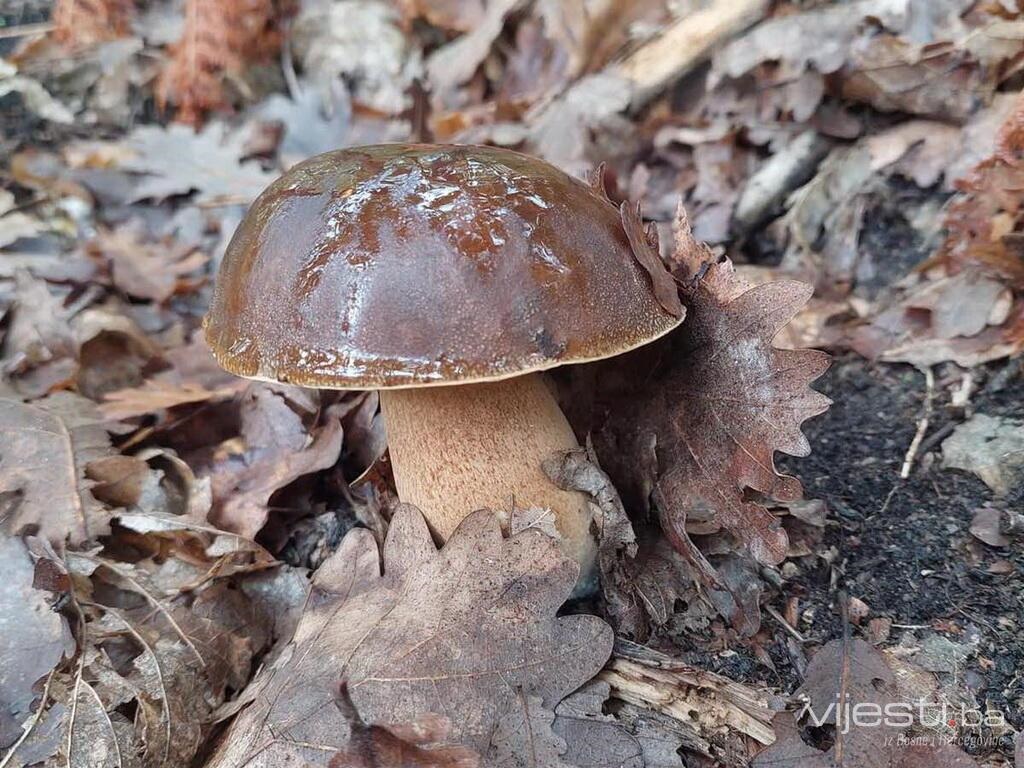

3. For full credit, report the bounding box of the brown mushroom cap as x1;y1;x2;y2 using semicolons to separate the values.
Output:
205;143;683;389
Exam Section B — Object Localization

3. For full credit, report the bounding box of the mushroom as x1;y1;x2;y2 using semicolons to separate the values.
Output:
205;144;683;580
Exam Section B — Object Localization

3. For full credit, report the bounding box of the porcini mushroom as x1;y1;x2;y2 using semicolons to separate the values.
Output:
205;144;683;580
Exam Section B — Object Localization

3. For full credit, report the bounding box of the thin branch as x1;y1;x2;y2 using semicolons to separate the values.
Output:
0;668;56;768
899;367;935;479
72;554;206;669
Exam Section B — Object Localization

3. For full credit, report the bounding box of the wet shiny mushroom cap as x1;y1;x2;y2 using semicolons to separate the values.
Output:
204;143;684;389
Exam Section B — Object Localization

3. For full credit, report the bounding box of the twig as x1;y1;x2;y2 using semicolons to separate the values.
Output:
615;0;769;109
899;367;934;479
835;591;852;766
765;604;805;643
914;420;957;459
0;21;54;39
66;602;88;768
0;668;56;768
84;603;173;766
72;554;206;668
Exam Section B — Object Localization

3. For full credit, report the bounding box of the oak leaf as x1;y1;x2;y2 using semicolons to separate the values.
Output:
206;384;345;538
0;392;127;546
753;637;978;768
86;224;208;303
121;122;277;205
329;681;481;767
597;207;830;567
206;505;613;767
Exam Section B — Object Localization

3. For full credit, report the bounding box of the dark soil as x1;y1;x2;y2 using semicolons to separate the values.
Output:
771;354;1024;745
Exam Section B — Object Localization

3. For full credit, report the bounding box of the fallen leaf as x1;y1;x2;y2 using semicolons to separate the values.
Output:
487;692;575;768
120;122;277;204
552;680;645;768
0;393;125;546
525;72;633;174
757;636;904;768
865;120;963;188
207;385;345;538
969;506;1012;548
73;305;164;401
0;189;45;250
399;0;484;32
0;536;74;750
0;59;74;124
1;271;78;392
902;270;1012;340
100;335;247;420
205;505;613;767
596;207;830;568
292;0;422;116
711;0;1011;121
751;712;828;768
47;520;290;768
426;0;523;101
894;744;978;768
942;414;1024;496
86;224;208;303
541;446;639;619
329;681;480;767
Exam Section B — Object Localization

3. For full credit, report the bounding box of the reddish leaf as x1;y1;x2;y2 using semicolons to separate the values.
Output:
207;384;344;538
597;207;830;567
52;0;133;48
155;0;282;125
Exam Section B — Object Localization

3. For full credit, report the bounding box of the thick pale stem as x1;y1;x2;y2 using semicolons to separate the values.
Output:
380;373;596;575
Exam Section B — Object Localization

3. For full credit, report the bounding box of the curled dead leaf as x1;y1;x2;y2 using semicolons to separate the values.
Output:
206;505;612;767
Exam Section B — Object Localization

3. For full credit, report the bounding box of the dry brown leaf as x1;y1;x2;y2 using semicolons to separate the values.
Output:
850;90;1024;366
552;680;645;768
206;505;613;767
329;681;481;767
0;536;74;750
0;393;126;547
595;207;829;569
939;89;1024;288
753;637;979;768
45;519;295;768
894;744;978;768
101;335;247;420
207;385;345;538
72;305;164;401
398;0;485;32
292;0;422;116
86;225;208;303
751;712;829;768
1;271;79;396
426;0;524;101
711;0;1014;121
119;122;277;205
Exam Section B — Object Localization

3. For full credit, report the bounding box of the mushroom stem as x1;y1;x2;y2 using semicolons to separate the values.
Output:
380;373;596;576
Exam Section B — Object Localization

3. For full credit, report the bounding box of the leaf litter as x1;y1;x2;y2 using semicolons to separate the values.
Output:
1;0;1023;766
